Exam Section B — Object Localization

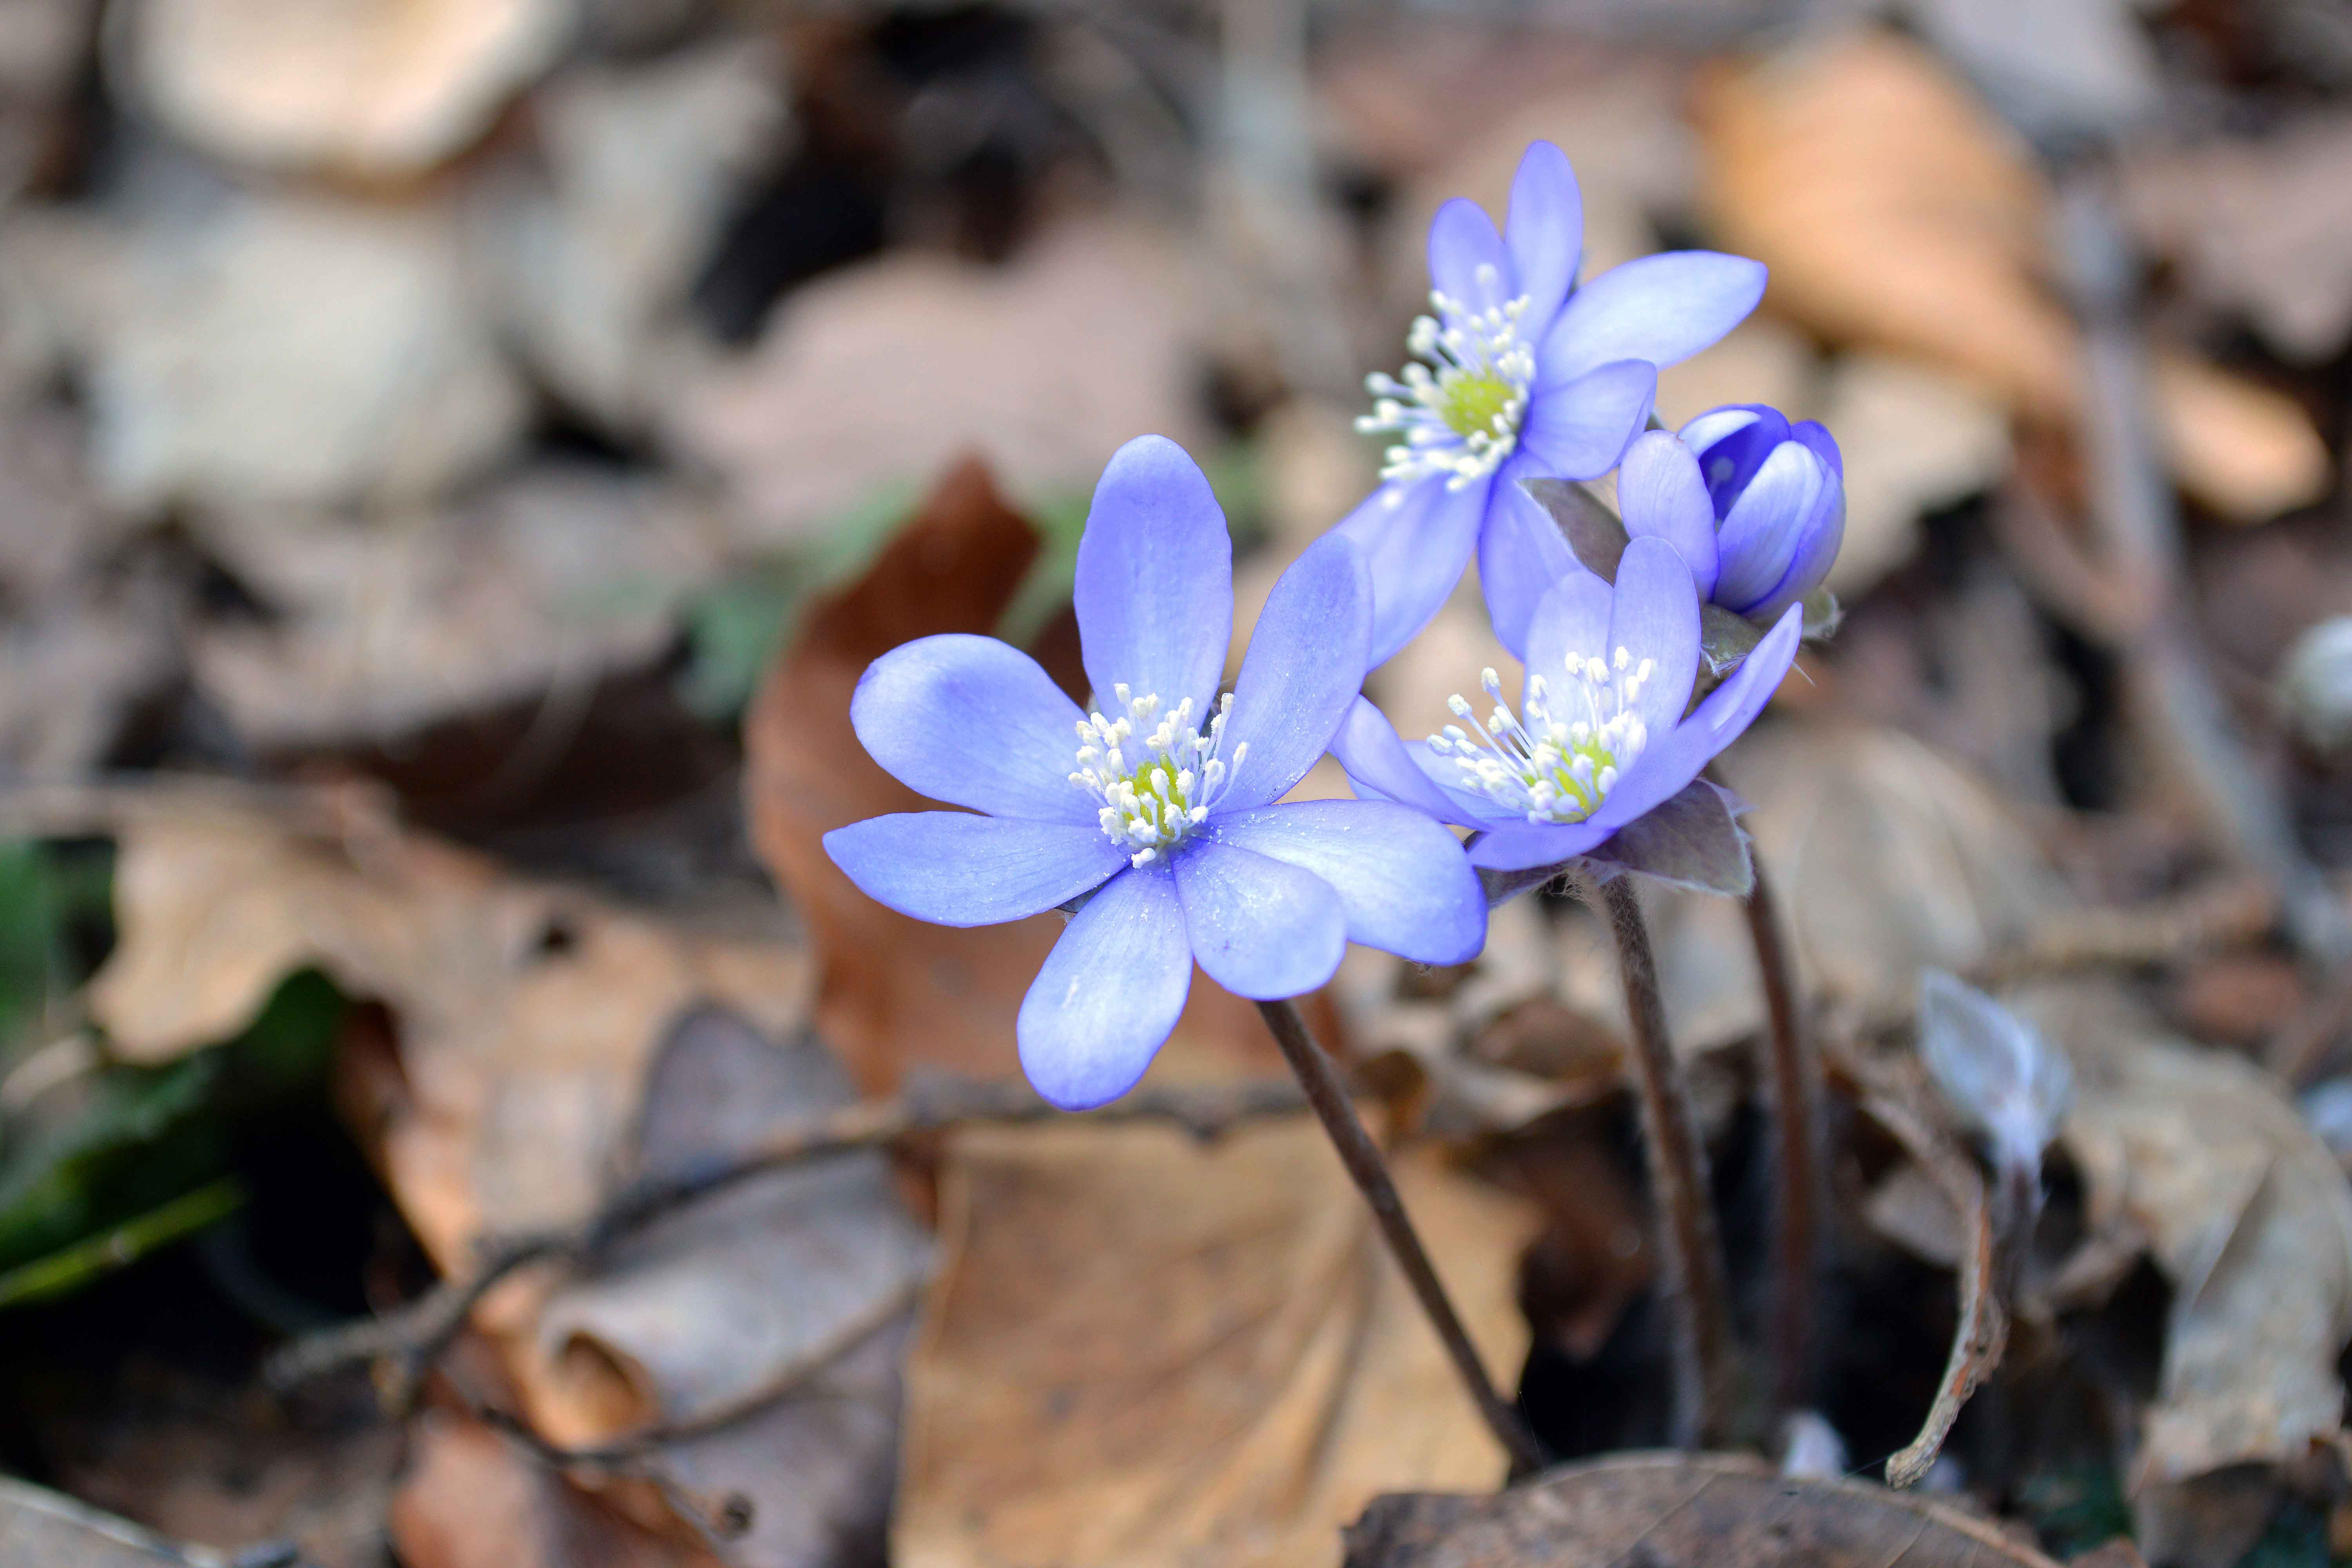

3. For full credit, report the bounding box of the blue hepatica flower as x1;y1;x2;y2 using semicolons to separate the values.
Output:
824;435;1487;1111
1339;140;1769;667
1621;405;1846;623
1330;535;1801;875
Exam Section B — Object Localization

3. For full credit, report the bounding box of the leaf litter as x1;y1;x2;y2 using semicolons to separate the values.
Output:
4;4;2352;1567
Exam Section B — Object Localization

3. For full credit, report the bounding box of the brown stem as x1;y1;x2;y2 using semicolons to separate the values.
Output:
1598;877;1734;1448
1743;858;1822;1416
1255;998;1549;1477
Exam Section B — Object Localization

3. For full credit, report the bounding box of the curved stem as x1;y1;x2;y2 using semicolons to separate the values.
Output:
1744;858;1823;1415
1597;876;1733;1448
1255;998;1549;1478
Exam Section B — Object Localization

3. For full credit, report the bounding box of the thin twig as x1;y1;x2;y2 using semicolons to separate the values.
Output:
1255;998;1550;1477
1596;877;1734;1450
1742;858;1822;1417
1838;1049;2007;1490
268;1076;1307;1397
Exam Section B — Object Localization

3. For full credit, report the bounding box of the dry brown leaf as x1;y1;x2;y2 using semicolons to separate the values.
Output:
893;1119;1535;1568
1694;29;2331;524
2121;114;2352;365
75;789;810;1450
2024;984;2352;1490
1816;352;2012;600
117;0;568;176
480;40;788;432
671;219;1208;548
188;465;727;748
388;1412;711;1568
1341;1451;2065;1568
743;455;1283;1096
5;189;528;510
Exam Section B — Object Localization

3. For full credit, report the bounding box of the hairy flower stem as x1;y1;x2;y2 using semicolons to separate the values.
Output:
1599;877;1734;1448
1256;998;1549;1477
1743;858;1823;1415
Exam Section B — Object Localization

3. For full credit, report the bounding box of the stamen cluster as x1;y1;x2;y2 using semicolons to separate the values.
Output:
1071;684;1246;867
1356;264;1536;493
1430;650;1655;824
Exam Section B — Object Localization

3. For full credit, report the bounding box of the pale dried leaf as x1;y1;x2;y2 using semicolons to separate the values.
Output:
2151;352;2332;525
188;466;727;747
2027;984;2352;1488
1817;351;2011;602
671;219;1209;548
119;0;568;175
1341;1452;2064;1568
895;1120;1535;1568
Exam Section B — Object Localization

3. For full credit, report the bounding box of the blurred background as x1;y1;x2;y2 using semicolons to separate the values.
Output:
4;0;2352;1565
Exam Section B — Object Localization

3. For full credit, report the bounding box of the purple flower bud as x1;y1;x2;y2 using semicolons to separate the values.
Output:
1617;405;1845;624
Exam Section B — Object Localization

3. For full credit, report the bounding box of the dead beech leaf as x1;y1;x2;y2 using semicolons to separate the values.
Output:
1340;1451;2064;1568
671;219;1208;547
2121;114;2352;365
894;1119;1535;1568
1623;720;2066;1053
527;1007;925;1562
188;465;727;748
75;789;810;1460
1694;29;2330;523
2024;984;2352;1490
118;0;568;176
388;1412;708;1568
743;455;1283;1096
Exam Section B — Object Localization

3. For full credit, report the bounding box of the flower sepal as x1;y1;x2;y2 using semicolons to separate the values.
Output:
1520;474;1627;582
1473;777;1753;906
1800;586;1843;641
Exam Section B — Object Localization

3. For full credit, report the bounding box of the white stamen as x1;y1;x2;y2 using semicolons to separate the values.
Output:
1432;644;1655;824
1356;285;1538;492
1072;689;1244;866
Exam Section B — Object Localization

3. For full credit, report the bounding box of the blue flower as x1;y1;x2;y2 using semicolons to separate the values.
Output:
1619;405;1844;624
1329;535;1800;875
1338;140;1768;667
823;435;1487;1111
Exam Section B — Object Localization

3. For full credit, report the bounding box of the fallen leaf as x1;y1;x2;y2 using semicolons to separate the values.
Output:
8;186;529;510
742;454;1281;1095
0;1472;284;1568
526;1006;927;1563
388;1411;708;1568
116;0;568;176
2023;984;2352;1491
670;218;1210;548
2121;114;2352;364
479;40;789;433
1341;1451;2065;1568
1694;29;2330;524
1816;351;2012;601
187;465;728;748
893;1118;1535;1568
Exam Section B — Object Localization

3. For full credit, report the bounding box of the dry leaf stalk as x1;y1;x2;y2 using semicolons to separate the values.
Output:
1743;858;1825;1415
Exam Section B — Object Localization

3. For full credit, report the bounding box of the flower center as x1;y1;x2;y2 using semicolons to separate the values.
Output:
1356;265;1536;493
1070;685;1247;867
1429;651;1655;825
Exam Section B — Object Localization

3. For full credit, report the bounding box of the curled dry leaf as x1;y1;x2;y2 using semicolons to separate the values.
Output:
1340;1451;2065;1568
1693;29;2329;524
72;788;812;1465
671;219;1209;548
742;454;1280;1095
894;1119;1535;1568
528;1007;926;1565
2023;984;2352;1491
116;0;569;176
388;1411;704;1568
